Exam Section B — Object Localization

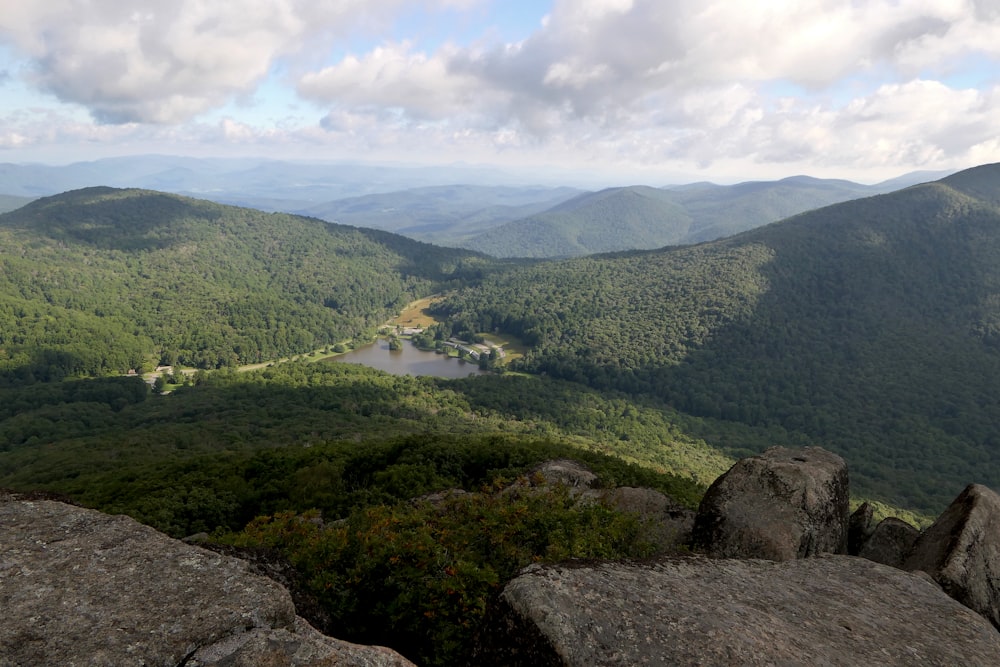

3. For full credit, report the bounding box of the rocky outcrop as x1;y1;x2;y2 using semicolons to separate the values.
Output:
858;517;919;568
0;494;413;666
847;503;918;568
691;446;850;560
476;555;1000;666
506;461;693;551
475;451;1000;665
507;458;599;492
904;483;1000;630
186;617;407;667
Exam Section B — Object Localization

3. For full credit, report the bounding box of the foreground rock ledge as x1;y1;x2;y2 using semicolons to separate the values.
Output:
0;495;412;666
477;555;1000;666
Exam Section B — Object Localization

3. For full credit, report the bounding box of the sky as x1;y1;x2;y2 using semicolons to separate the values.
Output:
1;0;999;184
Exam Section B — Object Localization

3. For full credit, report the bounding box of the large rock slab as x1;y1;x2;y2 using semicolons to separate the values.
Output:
691;446;850;560
187;617;410;667
476;555;1000;666
904;483;1000;630
0;494;412;666
504;459;599;495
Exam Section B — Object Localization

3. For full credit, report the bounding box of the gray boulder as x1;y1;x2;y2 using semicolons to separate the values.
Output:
476;555;1000;666
858;517;919;568
512;459;599;491
0;494;413;666
691;446;850;560
904;483;1000;630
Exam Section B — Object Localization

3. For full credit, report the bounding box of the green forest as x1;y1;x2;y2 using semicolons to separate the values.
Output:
433;166;1000;511
0;187;490;380
4;170;1000;664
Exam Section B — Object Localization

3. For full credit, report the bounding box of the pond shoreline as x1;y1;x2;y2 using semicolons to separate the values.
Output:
329;337;489;379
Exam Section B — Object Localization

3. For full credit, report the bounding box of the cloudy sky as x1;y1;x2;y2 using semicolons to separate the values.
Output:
1;0;999;183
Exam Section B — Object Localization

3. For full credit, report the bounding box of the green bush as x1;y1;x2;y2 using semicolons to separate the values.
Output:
229;483;657;666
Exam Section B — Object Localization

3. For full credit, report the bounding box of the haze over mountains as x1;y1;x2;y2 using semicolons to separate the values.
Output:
458;175;933;257
0;156;952;257
297;184;582;246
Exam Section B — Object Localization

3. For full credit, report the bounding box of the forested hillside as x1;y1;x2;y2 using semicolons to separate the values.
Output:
461;176;907;258
0;362;721;534
435;164;1000;511
665;175;875;243
0;187;487;381
462;186;694;257
0;359;726;666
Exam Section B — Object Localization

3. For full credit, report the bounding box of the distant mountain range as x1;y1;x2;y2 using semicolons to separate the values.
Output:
0;155;568;206
0;194;34;214
0;155;954;257
6;164;1000;515
296;184;581;246
459;172;953;257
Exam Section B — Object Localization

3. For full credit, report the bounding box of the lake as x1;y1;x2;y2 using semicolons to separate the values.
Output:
330;338;488;379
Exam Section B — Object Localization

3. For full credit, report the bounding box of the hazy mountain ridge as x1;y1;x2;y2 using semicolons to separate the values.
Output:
461;186;694;257
2;167;995;514
296;184;581;245
0;156;955;258
0;194;35;214
0;155;563;205
460;174;945;258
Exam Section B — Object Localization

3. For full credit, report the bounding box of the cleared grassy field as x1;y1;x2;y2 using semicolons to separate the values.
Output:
391;296;443;329
481;332;527;362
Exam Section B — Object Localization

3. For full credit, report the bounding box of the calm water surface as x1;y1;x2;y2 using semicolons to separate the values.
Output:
331;338;487;379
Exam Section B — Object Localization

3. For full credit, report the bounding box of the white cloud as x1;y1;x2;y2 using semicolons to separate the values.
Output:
0;0;463;124
2;0;1000;180
345;0;1000;174
299;43;489;122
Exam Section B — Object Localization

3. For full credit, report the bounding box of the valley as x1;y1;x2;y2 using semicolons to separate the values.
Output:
1;164;997;665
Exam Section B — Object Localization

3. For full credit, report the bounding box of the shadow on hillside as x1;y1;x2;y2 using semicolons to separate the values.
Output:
527;185;1000;514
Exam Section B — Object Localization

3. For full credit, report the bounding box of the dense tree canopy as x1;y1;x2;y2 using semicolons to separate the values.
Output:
0;187;488;381
434;166;1000;511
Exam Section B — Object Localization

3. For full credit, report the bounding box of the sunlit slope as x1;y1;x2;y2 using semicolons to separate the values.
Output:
0;187;485;379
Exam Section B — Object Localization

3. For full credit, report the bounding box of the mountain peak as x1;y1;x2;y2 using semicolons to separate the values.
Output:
939;163;1000;204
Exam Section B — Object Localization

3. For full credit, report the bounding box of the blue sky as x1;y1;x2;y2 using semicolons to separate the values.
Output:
1;0;999;184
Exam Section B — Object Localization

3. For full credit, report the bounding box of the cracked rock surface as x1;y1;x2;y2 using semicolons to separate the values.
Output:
0;493;411;666
477;554;1000;666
